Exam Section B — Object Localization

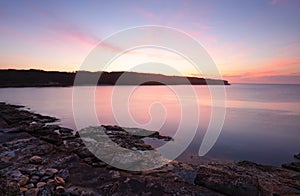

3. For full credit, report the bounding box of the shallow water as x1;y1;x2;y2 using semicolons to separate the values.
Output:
0;84;299;166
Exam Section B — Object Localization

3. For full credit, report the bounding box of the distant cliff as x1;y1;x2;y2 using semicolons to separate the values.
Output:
0;69;230;87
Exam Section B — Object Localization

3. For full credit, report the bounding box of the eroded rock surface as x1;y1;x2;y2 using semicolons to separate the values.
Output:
195;161;300;195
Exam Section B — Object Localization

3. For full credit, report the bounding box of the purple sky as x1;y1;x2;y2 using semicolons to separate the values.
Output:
0;0;300;83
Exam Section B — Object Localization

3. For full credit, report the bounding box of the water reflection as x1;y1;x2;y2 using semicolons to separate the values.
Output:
0;84;299;165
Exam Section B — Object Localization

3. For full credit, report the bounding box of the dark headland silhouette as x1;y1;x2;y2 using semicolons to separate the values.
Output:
0;69;230;87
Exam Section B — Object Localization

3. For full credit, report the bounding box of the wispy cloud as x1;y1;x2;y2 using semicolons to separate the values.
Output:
133;6;155;19
26;3;100;48
224;73;300;84
270;0;279;5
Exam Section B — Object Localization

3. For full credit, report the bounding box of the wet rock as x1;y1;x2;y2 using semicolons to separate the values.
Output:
25;187;39;196
29;155;43;164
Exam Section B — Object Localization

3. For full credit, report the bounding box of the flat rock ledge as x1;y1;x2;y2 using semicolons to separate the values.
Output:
0;102;299;195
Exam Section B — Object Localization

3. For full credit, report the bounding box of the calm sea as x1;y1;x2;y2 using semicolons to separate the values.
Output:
0;84;299;166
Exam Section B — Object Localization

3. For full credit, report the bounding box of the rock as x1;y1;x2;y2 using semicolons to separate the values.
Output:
0;160;10;169
29;175;40;184
282;162;300;172
18;175;29;186
75;147;94;159
25;183;34;189
35;144;53;156
25;188;39;196
40;133;63;145
45;168;58;177
59;127;73;134
36;181;46;188
46;179;56;190
294;153;300;160
55;185;65;193
54;176;65;186
0;117;8;127
19;165;37;175
7;181;19;193
179;163;194;171
20;187;28;192
29;155;43;164
39;175;51;182
110;170;120;178
75;131;80;137
7;170;23;180
195;161;300;195
39;186;52;196
57;169;70;181
31;169;45;177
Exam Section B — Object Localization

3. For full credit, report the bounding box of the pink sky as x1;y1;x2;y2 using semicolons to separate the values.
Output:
0;0;299;84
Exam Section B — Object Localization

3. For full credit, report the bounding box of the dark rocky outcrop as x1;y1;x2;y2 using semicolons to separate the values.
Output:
0;69;230;87
195;161;300;195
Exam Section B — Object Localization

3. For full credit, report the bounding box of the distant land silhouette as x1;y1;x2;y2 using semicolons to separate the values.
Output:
0;69;230;87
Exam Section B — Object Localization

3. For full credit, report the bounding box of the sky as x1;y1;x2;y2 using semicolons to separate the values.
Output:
0;0;300;84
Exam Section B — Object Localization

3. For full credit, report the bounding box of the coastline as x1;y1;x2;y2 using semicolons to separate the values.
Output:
0;69;230;88
0;102;299;195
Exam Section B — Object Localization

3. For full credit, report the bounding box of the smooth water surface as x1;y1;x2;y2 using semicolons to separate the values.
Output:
0;84;299;166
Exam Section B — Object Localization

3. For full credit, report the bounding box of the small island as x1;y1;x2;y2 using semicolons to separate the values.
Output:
0;103;299;195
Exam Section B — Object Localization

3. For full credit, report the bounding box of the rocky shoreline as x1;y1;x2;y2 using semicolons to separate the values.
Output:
0;102;299;195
